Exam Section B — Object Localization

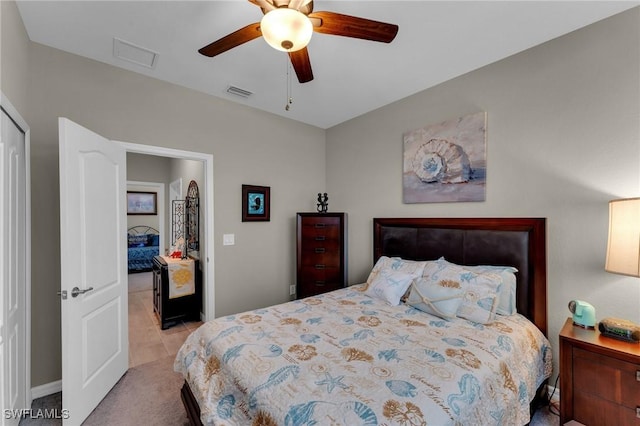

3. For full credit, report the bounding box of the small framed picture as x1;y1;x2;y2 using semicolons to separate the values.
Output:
127;191;157;215
242;185;270;222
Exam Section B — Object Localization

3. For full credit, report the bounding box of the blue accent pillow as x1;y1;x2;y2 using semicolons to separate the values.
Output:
149;234;160;246
128;234;148;248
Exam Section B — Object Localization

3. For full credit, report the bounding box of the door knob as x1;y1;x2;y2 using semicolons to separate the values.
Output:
71;286;94;298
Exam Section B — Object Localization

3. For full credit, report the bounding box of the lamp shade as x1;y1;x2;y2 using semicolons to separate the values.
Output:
605;197;640;277
260;8;313;52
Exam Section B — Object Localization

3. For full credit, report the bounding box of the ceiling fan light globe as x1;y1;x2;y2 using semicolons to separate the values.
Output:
260;8;312;52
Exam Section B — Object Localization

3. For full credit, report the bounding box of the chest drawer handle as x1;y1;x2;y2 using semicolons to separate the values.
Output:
315;264;326;269
315;236;326;241
314;223;326;228
315;248;325;254
636;407;640;419
315;281;326;286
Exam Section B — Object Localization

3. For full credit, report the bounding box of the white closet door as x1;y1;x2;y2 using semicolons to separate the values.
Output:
1;106;28;426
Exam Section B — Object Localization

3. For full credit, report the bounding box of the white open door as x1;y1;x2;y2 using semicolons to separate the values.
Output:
59;118;127;425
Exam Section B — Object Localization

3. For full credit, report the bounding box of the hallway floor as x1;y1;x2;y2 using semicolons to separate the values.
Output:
128;272;202;368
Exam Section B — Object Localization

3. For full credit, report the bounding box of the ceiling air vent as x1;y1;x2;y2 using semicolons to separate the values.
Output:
226;86;253;98
113;38;158;69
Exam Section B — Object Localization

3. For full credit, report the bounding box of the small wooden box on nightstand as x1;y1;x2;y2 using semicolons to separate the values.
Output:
559;317;640;426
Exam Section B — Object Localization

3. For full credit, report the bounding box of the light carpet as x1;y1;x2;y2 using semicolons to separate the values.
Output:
128;271;153;293
83;355;188;426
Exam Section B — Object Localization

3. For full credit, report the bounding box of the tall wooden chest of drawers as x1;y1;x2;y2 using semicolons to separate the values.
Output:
296;213;347;299
559;317;640;425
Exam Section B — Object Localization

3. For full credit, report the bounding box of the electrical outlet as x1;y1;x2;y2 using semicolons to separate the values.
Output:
289;285;296;296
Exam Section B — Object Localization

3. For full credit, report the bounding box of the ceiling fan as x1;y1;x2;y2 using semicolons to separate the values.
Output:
198;0;399;83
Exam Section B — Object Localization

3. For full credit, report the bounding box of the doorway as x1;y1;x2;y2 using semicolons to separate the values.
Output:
119;142;215;326
125;163;203;367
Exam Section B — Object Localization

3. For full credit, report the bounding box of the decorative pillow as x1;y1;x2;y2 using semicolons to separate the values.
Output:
464;264;517;316
149;234;160;247
406;277;465;320
421;260;502;324
456;272;502;324
365;256;428;288
364;269;418;306
437;259;518;316
128;234;148;248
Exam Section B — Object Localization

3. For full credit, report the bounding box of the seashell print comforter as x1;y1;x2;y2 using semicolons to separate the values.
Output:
175;285;552;426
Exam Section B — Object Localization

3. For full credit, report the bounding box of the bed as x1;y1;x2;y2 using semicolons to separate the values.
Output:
175;217;551;425
127;225;160;273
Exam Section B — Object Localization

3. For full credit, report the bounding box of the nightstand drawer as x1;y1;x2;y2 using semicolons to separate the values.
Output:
574;390;640;426
574;347;640;409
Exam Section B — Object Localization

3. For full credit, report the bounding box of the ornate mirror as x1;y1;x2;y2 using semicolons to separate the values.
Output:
186;180;200;253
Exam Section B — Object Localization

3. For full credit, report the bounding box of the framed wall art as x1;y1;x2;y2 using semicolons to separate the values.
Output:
403;111;487;203
127;191;157;215
242;185;270;222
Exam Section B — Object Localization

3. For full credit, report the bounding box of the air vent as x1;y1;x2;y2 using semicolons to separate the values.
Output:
113;38;158;69
226;86;253;98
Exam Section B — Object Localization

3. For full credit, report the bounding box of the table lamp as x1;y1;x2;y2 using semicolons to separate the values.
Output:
605;197;640;277
600;197;640;342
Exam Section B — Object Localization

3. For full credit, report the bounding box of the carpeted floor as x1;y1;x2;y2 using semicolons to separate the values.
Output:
19;355;189;426
82;355;188;426
127;271;153;293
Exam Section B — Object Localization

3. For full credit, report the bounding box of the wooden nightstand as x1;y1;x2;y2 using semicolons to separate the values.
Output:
559;317;640;425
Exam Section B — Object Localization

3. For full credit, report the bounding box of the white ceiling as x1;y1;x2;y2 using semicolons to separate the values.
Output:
16;1;639;129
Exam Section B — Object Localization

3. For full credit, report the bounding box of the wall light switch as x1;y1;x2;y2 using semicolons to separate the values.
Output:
223;234;235;246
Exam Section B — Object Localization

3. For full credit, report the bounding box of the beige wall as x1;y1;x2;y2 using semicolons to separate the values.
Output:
126;153;171;240
1;0;29;115
326;8;640;380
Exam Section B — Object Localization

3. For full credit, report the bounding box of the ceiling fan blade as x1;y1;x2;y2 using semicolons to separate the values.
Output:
248;0;276;12
288;47;314;83
309;11;398;43
198;22;262;57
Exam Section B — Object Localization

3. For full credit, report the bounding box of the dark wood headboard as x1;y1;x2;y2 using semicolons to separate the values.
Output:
373;218;547;335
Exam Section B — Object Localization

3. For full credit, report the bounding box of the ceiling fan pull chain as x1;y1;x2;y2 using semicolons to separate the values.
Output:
285;56;293;111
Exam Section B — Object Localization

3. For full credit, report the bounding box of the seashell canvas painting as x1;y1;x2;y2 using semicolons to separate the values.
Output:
403;112;486;203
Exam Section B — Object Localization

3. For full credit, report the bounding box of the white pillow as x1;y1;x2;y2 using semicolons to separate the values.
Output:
406;277;465;320
421;260;502;324
365;256;428;287
365;269;418;306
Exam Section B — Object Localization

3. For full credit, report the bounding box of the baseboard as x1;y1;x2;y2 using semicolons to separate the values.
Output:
547;383;560;402
31;380;62;399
